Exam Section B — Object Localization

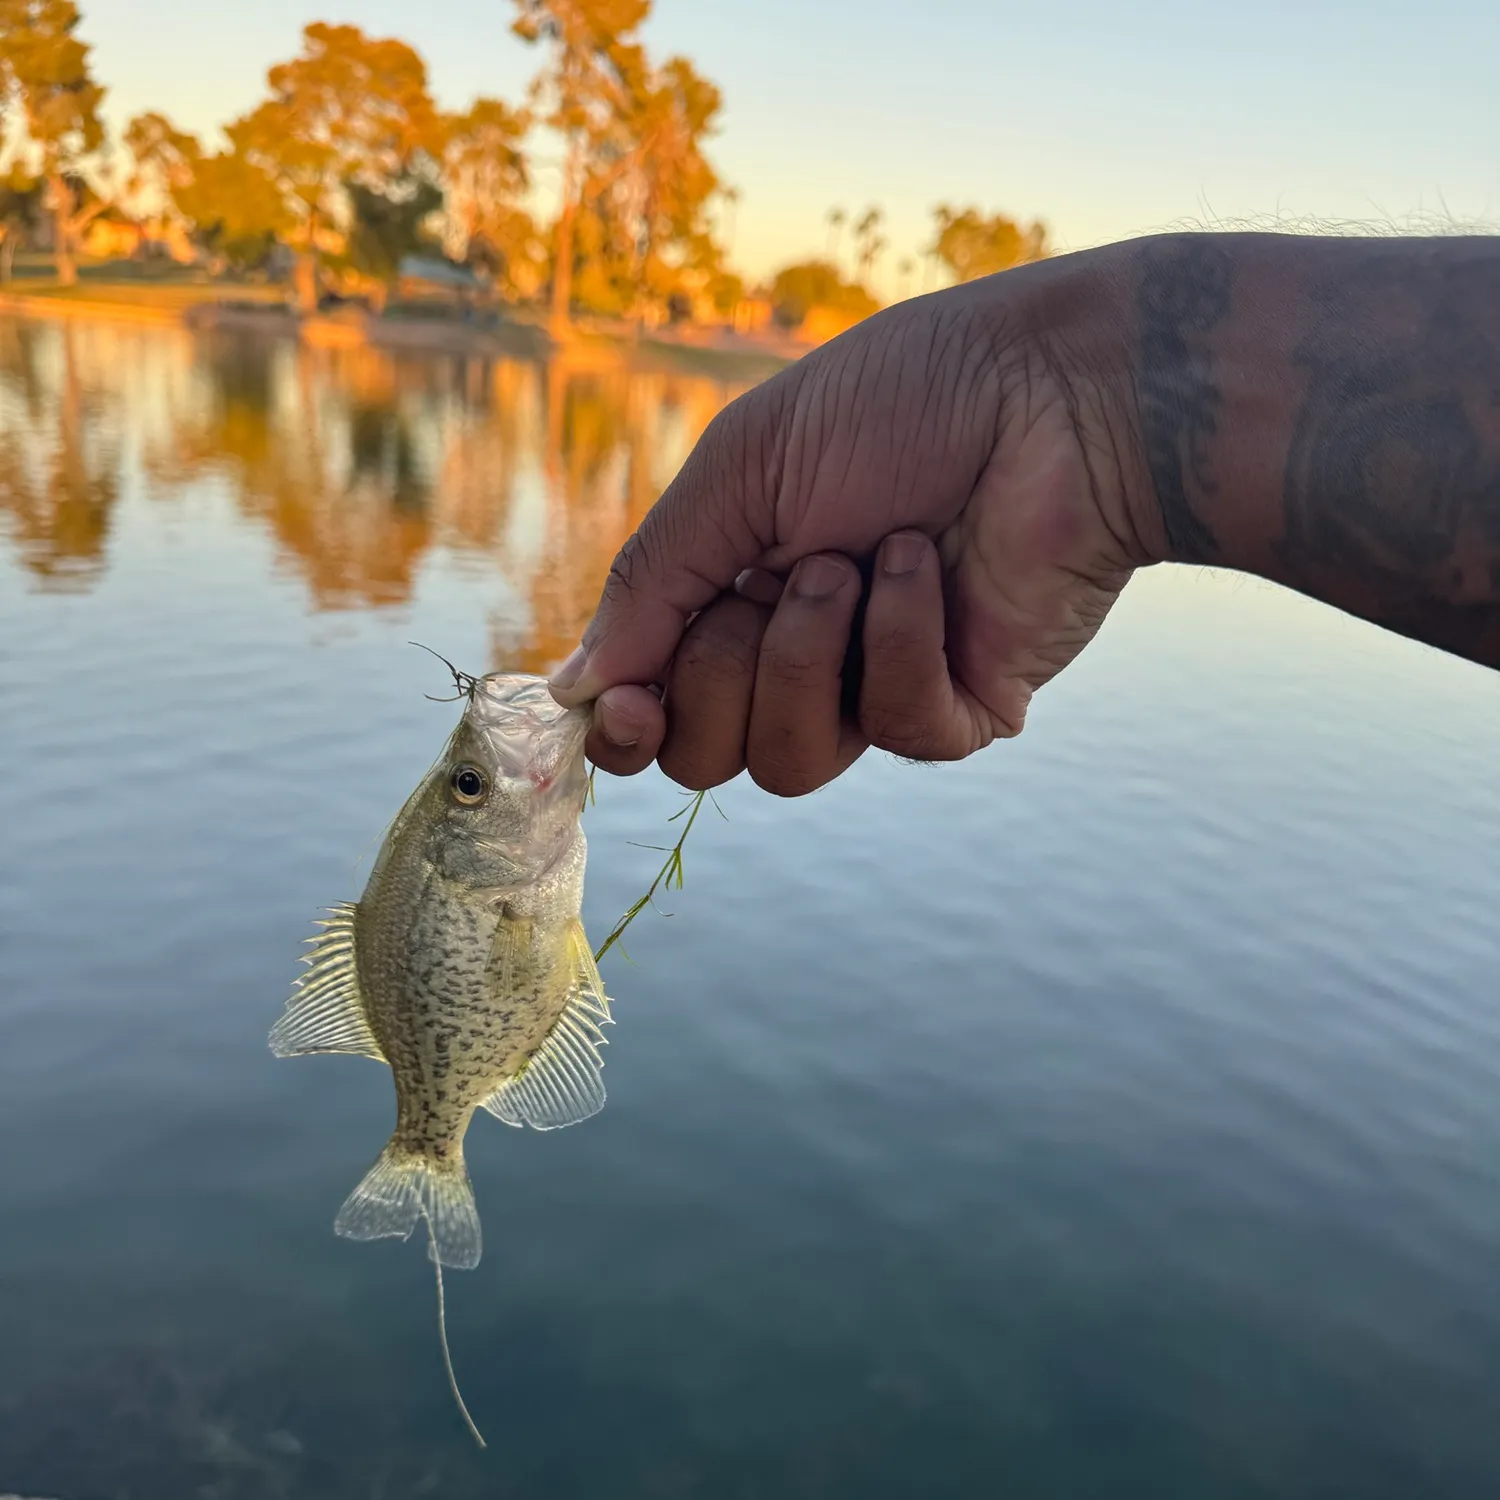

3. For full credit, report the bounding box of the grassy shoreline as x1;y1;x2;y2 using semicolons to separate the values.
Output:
0;281;801;381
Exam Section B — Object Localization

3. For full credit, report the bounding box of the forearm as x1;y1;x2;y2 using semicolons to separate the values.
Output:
1117;231;1500;667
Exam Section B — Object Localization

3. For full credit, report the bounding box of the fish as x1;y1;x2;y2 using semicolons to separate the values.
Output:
268;669;611;1442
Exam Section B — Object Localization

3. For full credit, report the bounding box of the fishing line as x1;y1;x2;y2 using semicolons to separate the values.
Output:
423;1212;487;1449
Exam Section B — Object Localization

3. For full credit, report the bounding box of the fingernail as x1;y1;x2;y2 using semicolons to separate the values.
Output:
549;646;587;693
599;701;641;748
792;556;847;600
735;567;785;607
882;534;926;576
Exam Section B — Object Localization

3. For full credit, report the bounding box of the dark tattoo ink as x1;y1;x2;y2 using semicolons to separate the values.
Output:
1136;239;1233;562
1278;252;1500;666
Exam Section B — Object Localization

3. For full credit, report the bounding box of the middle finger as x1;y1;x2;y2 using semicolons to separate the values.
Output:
747;553;868;796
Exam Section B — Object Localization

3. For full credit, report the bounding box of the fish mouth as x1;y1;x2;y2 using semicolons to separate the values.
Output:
469;673;590;786
472;672;579;720
548;705;591;766
522;703;590;793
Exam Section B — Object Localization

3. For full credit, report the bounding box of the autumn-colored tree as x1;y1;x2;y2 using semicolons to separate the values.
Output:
612;53;727;322
927;204;1049;283
767;259;878;330
441;97;542;297
176;151;293;273
123;110;291;272
565;199;631;316
122;110;200;236
0;163;44;282
228;23;442;312
344;175;443;308
0;0;108;285
510;21;729;325
123;112;199;192
511;0;650;331
699;266;743;320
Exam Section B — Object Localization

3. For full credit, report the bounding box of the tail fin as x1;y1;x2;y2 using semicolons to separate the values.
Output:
334;1141;483;1270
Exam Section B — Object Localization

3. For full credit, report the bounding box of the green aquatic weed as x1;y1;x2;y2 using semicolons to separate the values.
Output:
591;783;719;965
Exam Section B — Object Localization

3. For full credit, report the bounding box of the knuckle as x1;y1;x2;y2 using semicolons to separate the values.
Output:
758;642;828;691
864;617;930;661
673;616;760;692
603;529;655;600
860;702;940;758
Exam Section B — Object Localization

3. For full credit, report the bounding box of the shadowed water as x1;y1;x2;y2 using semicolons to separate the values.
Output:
2;315;1499;1500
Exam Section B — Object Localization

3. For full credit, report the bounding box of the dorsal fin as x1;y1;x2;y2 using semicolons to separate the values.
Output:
482;919;612;1130
269;903;386;1061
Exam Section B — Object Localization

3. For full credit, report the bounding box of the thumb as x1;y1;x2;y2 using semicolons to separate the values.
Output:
547;376;786;706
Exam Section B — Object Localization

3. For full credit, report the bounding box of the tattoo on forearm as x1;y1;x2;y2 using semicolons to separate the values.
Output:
1277;251;1500;665
1136;239;1233;562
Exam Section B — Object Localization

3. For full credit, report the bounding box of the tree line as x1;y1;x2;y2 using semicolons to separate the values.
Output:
0;0;1051;332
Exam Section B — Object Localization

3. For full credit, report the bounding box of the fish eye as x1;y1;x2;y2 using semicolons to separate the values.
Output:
450;764;488;806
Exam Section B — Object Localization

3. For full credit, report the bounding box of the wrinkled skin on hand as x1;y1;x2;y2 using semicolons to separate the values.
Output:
549;255;1152;796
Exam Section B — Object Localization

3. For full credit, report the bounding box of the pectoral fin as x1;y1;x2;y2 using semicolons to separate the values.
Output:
485;909;536;999
269;903;385;1061
481;919;613;1130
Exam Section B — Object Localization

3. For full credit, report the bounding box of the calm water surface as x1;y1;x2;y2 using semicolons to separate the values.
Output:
2;315;1500;1500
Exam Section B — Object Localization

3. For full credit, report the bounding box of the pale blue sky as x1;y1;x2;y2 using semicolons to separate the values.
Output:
77;0;1499;295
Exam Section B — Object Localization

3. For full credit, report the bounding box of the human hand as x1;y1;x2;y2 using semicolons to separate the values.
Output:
548;250;1155;795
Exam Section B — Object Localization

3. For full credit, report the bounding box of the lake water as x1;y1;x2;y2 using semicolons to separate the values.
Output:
2;314;1500;1500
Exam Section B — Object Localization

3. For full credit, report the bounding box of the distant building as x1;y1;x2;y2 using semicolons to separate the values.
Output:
265;242;296;280
79;210;146;261
396;255;486;303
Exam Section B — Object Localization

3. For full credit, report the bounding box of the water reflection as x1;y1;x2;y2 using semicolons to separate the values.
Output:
0;317;752;653
0;320;123;589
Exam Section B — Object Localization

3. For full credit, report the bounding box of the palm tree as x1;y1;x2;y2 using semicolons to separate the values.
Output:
825;205;846;265
853;204;886;287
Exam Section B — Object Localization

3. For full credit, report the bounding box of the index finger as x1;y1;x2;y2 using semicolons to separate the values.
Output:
546;372;794;708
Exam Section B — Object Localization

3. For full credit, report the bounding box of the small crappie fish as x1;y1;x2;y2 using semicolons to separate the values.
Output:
269;671;610;1272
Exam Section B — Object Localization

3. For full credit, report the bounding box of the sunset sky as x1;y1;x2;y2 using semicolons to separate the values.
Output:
77;0;1499;297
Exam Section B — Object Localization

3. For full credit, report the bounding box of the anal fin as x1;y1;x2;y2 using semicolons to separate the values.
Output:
269;903;385;1061
482;918;613;1131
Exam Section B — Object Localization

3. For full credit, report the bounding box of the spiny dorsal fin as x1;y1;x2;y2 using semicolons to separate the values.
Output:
482;919;613;1130
268;903;385;1061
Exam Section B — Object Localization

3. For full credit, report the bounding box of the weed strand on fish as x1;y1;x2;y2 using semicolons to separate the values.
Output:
408;641;479;703
426;1216;486;1449
591;786;722;966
